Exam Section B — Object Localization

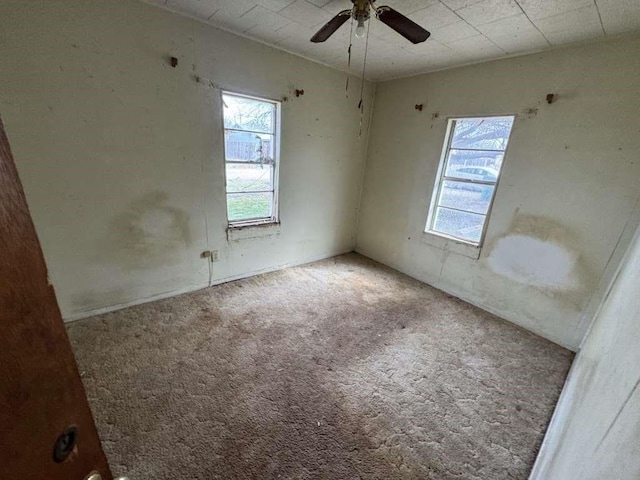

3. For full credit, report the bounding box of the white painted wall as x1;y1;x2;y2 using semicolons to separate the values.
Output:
530;223;640;479
0;0;373;320
356;36;640;350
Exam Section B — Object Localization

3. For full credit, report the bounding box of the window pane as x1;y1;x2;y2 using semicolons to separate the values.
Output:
439;180;495;215
225;132;274;163
223;94;275;134
227;192;272;222
450;116;514;151
445;150;503;180
432;207;485;243
226;164;273;194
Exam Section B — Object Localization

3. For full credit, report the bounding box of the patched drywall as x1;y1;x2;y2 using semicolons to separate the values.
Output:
531;226;640;479
484;213;597;308
356;36;640;350
488;236;578;289
0;0;373;319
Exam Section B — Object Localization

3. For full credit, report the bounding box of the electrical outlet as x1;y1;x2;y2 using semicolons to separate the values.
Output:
210;250;219;262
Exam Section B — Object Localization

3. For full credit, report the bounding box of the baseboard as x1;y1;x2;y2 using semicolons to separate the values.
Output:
354;248;577;352
63;248;355;323
207;248;355;288
63;282;210;323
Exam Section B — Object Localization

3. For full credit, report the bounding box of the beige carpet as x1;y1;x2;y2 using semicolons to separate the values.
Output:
67;253;573;479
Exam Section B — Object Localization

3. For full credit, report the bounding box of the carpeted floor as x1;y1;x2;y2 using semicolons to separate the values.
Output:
67;253;573;480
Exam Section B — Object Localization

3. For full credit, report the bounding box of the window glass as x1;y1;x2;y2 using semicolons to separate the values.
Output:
450;116;514;150
426;116;515;245
222;92;279;225
223;95;275;134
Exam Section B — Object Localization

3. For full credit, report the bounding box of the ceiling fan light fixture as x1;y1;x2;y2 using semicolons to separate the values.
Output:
355;18;367;38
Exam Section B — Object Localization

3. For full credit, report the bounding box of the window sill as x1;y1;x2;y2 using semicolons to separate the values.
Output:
227;222;281;241
420;231;482;260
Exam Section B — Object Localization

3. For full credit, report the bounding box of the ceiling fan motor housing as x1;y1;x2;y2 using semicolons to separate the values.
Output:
310;0;430;44
354;9;370;22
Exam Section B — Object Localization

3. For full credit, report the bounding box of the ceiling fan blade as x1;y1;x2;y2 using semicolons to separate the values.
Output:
310;9;352;43
376;6;431;44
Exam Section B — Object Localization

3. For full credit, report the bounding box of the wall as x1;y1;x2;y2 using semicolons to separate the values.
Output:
530;223;640;479
0;0;373;320
356;36;640;350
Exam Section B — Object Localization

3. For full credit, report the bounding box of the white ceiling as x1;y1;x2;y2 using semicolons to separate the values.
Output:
143;0;640;80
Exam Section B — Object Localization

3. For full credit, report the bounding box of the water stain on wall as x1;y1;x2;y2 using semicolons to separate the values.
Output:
100;191;192;270
484;212;596;306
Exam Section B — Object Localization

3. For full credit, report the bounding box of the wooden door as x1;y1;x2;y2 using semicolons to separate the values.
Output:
0;118;112;480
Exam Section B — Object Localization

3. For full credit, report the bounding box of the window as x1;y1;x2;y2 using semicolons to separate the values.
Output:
426;115;515;245
222;91;280;226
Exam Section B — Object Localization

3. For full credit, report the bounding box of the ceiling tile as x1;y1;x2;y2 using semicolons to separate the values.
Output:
242;5;291;30
445;33;498;50
534;5;604;44
534;5;601;32
376;52;430;76
429;20;479;43
420;54;464;68
277;21;315;38
488;29;550;53
517;0;593;20
255;0;296;12
402;39;454;57
307;0;332;7
165;0;218;18
382;0;441;15
278;0;332;27
445;33;504;55
597;0;640;35
371;23;423;47
362;36;399;56
456;0;522;26
321;0;352;13
440;0;485;11
543;23;604;44
209;1;257;23
476;13;538;37
143;0;637;81
410;3;461;30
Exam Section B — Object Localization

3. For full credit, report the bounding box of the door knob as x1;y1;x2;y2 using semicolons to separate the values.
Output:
53;425;78;463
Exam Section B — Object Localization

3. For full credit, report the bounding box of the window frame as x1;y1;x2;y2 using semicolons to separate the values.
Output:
425;114;516;247
221;90;281;228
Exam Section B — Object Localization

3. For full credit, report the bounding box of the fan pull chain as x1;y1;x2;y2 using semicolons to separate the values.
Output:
358;19;371;138
346;18;354;98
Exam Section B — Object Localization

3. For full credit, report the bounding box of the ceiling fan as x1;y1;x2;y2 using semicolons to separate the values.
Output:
310;0;431;44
